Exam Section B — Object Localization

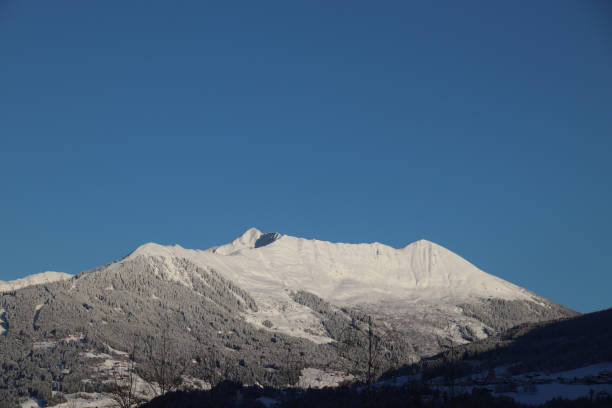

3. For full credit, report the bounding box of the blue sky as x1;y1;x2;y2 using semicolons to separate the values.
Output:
1;1;610;313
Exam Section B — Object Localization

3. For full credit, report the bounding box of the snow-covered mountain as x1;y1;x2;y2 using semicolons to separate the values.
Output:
120;228;573;351
0;271;72;293
0;228;577;406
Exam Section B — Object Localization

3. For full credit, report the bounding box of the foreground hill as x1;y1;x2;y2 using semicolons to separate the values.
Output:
419;306;612;377
0;228;577;406
143;308;612;408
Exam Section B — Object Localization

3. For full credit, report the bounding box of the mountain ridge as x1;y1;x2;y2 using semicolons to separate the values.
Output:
0;271;73;293
122;228;535;306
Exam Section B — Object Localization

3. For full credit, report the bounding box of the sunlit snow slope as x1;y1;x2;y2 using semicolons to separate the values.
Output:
130;228;534;305
123;228;562;347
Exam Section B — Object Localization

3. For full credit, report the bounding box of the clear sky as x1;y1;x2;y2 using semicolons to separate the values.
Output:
1;1;610;313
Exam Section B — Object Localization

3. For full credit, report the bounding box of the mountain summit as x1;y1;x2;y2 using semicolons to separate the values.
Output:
209;227;282;254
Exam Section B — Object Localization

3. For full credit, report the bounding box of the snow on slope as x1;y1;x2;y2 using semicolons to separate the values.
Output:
123;228;541;343
129;228;534;306
0;271;73;293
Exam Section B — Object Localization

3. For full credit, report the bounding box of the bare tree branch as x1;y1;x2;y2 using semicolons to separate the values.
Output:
107;336;146;408
139;319;188;398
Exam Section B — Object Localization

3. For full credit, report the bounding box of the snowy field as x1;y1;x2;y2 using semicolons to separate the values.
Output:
435;362;612;405
298;368;354;389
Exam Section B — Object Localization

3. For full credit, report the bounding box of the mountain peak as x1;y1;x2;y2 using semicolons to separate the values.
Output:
129;242;183;259
239;227;264;242
400;238;434;251
409;238;437;246
414;238;433;244
210;227;266;255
